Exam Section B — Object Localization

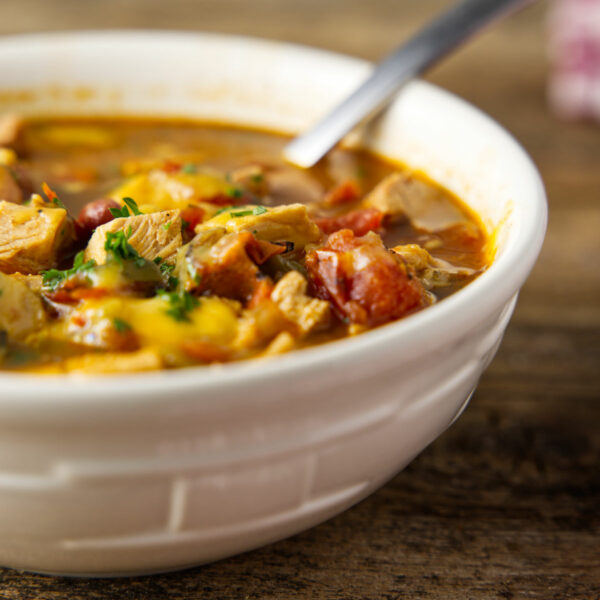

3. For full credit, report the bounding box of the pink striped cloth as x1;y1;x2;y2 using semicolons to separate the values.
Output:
548;0;600;121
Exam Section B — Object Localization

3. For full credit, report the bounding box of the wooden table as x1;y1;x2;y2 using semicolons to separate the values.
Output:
1;1;599;598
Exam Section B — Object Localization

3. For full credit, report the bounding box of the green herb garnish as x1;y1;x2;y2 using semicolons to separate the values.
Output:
162;221;172;231
113;318;132;333
181;163;197;174
186;262;202;285
109;197;142;218
251;173;264;184
104;229;146;267
228;209;253;217
158;290;199;322
229;206;268;218
225;186;243;199
158;262;178;289
41;251;96;291
214;206;232;216
123;197;142;215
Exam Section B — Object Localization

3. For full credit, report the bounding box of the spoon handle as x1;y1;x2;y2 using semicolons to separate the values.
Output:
284;0;535;168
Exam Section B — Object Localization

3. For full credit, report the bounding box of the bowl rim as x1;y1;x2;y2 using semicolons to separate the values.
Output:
0;30;547;412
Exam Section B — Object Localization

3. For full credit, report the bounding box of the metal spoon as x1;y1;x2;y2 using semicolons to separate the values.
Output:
284;0;535;168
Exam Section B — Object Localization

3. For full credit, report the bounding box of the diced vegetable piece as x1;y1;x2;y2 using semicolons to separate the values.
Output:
180;205;205;237
314;207;383;236
305;229;426;326
323;180;361;207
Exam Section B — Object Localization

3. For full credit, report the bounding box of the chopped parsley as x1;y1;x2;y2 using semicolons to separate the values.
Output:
214;205;268;218
159;262;175;275
225;186;243;199
113;318;132;333
41;251;96;291
186;262;202;285
251;173;264;184
214;206;232;216
228;209;254;217
158;290;199;322
181;218;190;231
158;262;178;289
162;221;172;231
229;206;268;218
104;228;146;267
109;197;142;218
181;163;197;174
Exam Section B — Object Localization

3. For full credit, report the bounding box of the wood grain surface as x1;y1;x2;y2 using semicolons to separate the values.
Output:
1;1;599;598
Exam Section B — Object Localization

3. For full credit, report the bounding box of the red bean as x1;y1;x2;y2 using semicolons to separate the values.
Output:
76;198;120;237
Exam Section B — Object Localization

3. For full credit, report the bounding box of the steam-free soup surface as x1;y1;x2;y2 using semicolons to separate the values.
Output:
0;117;487;373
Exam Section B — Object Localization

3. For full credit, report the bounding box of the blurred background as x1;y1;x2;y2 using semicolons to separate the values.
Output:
1;1;599;598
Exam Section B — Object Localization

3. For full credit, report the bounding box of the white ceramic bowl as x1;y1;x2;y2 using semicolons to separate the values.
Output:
0;31;546;576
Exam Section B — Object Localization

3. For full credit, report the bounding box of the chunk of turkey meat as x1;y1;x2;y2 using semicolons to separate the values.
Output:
271;271;331;335
84;209;182;265
391;243;476;290
0;200;74;274
363;172;470;232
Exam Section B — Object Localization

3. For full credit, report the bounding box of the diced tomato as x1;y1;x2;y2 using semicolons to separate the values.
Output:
180;206;205;235
162;160;182;174
324;180;361;206
315;207;384;237
71;287;110;300
247;277;274;309
44;289;78;304
305;229;425;326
